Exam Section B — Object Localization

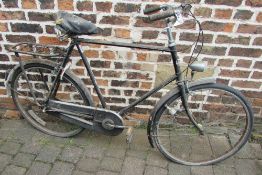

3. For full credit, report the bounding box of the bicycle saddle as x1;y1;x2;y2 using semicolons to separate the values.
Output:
56;11;98;35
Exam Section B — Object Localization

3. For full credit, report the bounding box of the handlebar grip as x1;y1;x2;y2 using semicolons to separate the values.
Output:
148;9;176;21
144;6;161;14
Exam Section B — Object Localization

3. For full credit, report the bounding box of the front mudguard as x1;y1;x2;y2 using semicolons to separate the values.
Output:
147;78;216;148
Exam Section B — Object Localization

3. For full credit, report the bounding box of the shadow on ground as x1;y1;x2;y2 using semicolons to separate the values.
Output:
0;119;261;175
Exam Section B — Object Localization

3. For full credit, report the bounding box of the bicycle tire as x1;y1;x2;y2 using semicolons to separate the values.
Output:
151;83;253;165
10;60;93;137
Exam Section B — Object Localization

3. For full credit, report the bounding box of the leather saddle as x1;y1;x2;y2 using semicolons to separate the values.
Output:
56;11;98;35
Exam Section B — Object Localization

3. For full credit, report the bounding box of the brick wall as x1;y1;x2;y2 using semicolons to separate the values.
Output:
0;0;261;121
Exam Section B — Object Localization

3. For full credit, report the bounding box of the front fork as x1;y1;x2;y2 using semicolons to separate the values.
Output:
169;41;204;134
178;81;204;134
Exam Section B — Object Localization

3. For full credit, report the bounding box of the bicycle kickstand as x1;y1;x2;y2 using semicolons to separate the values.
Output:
126;126;134;148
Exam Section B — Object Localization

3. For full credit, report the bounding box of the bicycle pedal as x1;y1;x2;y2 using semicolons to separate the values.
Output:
126;127;134;145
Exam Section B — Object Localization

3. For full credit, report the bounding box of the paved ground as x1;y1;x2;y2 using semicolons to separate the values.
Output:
0;119;261;175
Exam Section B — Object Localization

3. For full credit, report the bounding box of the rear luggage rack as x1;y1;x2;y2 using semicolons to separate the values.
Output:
8;42;66;58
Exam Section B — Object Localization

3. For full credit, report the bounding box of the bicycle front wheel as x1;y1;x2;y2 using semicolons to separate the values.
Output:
151;83;253;165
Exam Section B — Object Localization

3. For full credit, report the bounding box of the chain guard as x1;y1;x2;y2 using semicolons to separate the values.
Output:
48;100;124;136
93;111;124;136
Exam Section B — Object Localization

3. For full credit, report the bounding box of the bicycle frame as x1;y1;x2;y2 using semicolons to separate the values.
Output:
46;18;201;130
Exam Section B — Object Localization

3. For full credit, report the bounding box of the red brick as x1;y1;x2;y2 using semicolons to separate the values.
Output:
180;33;213;43
252;71;262;79
205;0;242;7
108;89;121;96
218;59;234;67
127;72;151;80
28;12;54;21
84;50;99;58
246;0;262;7
114;29;130;39
58;0;73;11
100;16;129;25
22;0;37;9
39;36;67;45
140;82;152;89
198;46;226;56
176;20;196;30
236;60;252;68
111;80;139;88
157;54;171;62
253;37;262;46
39;0;54;9
215;9;233;19
72;69;84;76
11;23;43;33
90;60;111;68
229;47;262;58
95;2;112;12
219;69;250;78
237;24;262;34
234;10;253;20
252;98;262;107
6;35;36;43
0;89;6;95
2;0;18;8
201;21;234;32
232;80;260;89
4;110;21;119
115;3;141;13
77;1;93;11
0;54;9;61
135;17;165;28
0;23;8;32
103;71;121;78
242;90;262;99
0;11;25;20
215;35;250;45
142;30;159;39
194;7;212;17
253;61;262;69
257;12;262;22
97;79;108;86
102;50;115;59
129;113;149;121
137;53;147;61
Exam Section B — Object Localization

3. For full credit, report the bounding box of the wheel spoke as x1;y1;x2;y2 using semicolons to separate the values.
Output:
152;84;252;165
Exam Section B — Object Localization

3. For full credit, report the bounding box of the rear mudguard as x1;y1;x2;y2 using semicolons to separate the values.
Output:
147;78;216;148
5;59;93;107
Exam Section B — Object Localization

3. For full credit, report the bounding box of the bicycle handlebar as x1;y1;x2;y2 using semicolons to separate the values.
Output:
145;4;192;22
148;8;177;21
143;6;162;14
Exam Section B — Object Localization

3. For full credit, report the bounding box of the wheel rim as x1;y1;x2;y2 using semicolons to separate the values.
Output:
153;85;251;165
13;66;88;137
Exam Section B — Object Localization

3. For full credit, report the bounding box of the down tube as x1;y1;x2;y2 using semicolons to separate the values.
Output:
118;74;178;115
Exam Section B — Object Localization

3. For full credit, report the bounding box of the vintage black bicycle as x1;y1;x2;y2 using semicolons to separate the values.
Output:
6;3;253;165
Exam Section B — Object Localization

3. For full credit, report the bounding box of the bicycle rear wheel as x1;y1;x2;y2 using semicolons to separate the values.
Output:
10;60;93;137
151;83;253;165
